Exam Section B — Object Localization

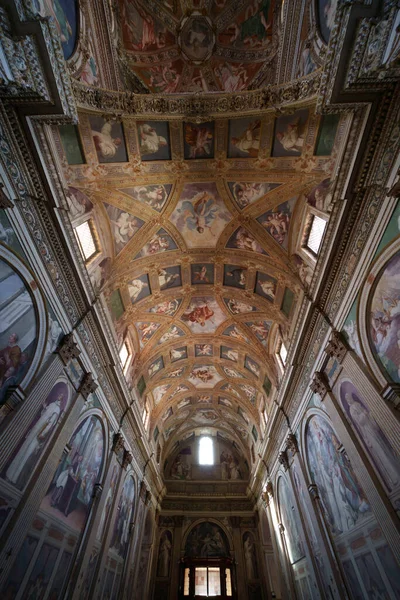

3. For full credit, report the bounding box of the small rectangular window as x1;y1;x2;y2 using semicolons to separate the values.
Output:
279;342;288;365
183;567;190;596
226;568;232;596
75;219;98;261
195;567;208;596
208;567;221;596
119;342;129;369
306;214;326;254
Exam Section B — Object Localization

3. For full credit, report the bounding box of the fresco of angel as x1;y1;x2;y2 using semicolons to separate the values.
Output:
195;344;213;356
226;299;255;314
150;299;181;316
128;184;170;212
159;326;184;345
229;119;261;158
227;227;265;254
105;204;144;254
272;109;309;157
184;122;214;159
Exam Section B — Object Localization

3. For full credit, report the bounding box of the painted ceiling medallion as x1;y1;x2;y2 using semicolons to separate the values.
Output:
177;13;215;65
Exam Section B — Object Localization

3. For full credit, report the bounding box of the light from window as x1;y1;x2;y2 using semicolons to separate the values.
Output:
195;567;207;595
279;342;288;365
75;220;97;260
226;568;232;596
199;436;214;465
119;342;129;369
208;567;221;596
142;405;150;430
183;568;190;596
306;215;326;254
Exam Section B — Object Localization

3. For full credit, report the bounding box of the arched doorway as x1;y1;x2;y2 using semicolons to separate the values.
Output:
179;522;237;599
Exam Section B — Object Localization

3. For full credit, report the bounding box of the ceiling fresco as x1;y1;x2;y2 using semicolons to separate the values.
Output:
57;104;346;459
116;0;279;93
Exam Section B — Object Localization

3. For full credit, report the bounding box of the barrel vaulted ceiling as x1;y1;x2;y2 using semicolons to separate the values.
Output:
52;0;345;463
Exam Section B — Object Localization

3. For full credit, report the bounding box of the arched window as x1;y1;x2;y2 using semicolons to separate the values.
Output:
199;436;214;465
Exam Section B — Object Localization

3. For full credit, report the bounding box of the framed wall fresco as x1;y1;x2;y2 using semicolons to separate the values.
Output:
281;287;295;317
338;379;399;492
120;184;172;213
191;263;214;285
254;272;277;302
277;475;305;564
137;121;171;161
157;530;172;577
89;117;128;163
271;109;309;157
314;114;340;156
226;227;266;255
135;228;178;258
316;0;337;44
40;415;105;531
104;204;144;255
228;181;282;210
223;264;247;288
256;198;296;249
0;258;38;405
183;121;214;159
59;125;85;164
228;118;261;158
39;0;78;60
243;531;258;580
158;266;182;290
185;522;229;557
2;380;70;490
129;274;151;305
109;475;135;558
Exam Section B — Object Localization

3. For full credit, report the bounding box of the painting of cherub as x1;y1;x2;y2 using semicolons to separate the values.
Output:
170;183;231;248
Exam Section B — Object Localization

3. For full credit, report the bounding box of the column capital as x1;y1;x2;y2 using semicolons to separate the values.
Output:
0;184;14;209
285;432;299;455
92;483;103;499
278;523;285;534
78;372;98;399
325;331;348;363
145;491;152;506
57;333;81;365
139;481;147;502
112;432;125;455
310;371;331;398
278;450;289;471
122;450;133;469
381;383;400;410
262;479;273;506
229;516;241;528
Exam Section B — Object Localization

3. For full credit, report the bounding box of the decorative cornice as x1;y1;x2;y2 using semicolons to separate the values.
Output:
112;432;125;455
122;450;133;469
278;450;289;471
285;433;299;456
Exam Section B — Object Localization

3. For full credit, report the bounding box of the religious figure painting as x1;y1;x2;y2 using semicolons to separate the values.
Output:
228;118;262;158
158;266;182;290
281;287;295;317
219;396;233;408
170;183;231;249
67;187;92;221
170;346;188;362
40;415;104;531
257;198;296;249
153;384;171;405
104;204;144;255
238;406;250;425
59;125;85;165
170;452;191;480
278;476;305;564
224;298;257;315
177;397;191;410
218;1;273;49
183;121;214;159
254;272;277;302
226;227;267;254
136;322;161;348
38;0;78;59
228;181;282;210
137;121;171;160
272;109;309;157
3;381;69;490
239;383;257;404
222;366;243;379
213;60;258;92
191;263;214;285
128;274;151;305
306;178;332;212
110;475;135;558
314;114;340;156
149;299;182;316
223;324;249;344
220;345;238;362
195;344;213;357
158;325;185;345
90;257;112;294
157;531;173;577
137;60;182;94
0;261;37;405
135;228;177;258
306;414;370;536
181;296;226;334
163;366;184;379
185;522;229;558
189;365;223;388
245;356;261;378
339;380;399;491
220;450;242;480
120;184;172;213
243;532;258;580
297;40;317;77
119;1;175;52
162;407;173;422
221;382;241;398
317;0;338;44
369;251;400;383
223;264;247;289
97;464;119;540
263;375;272;396
148;356;164;378
89;117;128;163
383;11;400;65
